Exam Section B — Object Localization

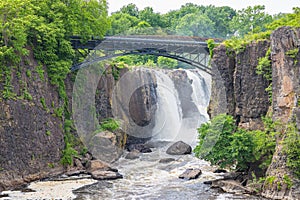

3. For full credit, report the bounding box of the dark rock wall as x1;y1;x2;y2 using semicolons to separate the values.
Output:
234;40;270;129
210;41;270;129
262;27;300;200
0;50;65;191
210;26;300;199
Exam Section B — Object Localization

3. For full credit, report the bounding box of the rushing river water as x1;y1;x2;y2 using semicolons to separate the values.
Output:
1;141;265;200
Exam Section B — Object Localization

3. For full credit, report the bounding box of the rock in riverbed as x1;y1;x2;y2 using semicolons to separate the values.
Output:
90;170;123;180
166;141;192;155
125;150;140;160
179;168;202;180
86;160;123;180
159;158;176;163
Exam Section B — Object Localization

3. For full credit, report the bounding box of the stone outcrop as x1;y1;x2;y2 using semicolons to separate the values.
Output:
125;150;140;160
210;26;300;199
210;40;270;129
179;168;202;180
0;49;65;191
166;141;192;155
262;27;300;200
110;68;158;143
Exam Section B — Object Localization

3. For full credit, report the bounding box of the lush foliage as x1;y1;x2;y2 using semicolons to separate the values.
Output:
207;39;216;58
256;48;272;103
100;118;120;132
194;114;277;171
157;56;178;69
229;5;272;37
223;7;300;52
283;123;300;178
0;0;110;166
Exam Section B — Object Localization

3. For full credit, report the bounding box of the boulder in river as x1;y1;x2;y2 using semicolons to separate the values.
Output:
91;170;123;180
125;150;140;160
166;141;192;155
86;160;111;172
211;180;255;195
127;143;152;153
179;168;202;180
159;158;176;163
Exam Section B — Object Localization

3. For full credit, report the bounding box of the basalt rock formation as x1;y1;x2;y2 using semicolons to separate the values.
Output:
0;61;159;191
0;50;65;191
210;40;270;130
210;26;300;199
262;27;300;200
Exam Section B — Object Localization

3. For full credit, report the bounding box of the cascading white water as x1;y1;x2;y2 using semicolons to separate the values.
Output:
152;70;182;141
152;69;211;146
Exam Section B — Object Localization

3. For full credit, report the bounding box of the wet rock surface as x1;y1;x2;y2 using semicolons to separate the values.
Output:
159;158;176;163
179;168;202;180
166;141;192;155
127;143;153;153
90;170;123;180
125;150;140;160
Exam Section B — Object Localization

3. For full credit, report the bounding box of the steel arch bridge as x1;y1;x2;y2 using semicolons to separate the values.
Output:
70;35;211;74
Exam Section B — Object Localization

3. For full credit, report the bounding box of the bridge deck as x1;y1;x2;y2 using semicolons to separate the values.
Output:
70;35;211;53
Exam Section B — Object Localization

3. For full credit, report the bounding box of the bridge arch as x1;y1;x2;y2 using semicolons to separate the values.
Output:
70;36;211;74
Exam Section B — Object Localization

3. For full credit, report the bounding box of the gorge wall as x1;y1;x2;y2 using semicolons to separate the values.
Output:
210;26;300;199
0;50;65;191
0;60;158;191
209;40;270;130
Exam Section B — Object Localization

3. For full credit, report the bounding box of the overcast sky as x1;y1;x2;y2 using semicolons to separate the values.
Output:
107;0;299;15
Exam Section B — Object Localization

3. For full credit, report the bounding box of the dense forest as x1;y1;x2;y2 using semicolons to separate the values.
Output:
106;3;300;68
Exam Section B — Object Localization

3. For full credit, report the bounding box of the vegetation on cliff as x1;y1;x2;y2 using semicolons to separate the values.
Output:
0;0;110;165
194;114;277;172
203;9;300;197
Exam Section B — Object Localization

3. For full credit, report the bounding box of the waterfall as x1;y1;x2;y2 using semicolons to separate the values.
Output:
151;70;183;141
111;67;211;145
151;69;211;146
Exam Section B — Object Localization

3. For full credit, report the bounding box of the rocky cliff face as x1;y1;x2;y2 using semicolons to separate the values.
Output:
262;27;300;200
71;66;158;163
0;50;65;191
210;40;270;130
0;55;159;190
210;26;300;199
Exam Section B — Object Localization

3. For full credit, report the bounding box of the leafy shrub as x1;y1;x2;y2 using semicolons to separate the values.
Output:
283;174;293;189
194;114;277;171
60;143;78;166
194;114;238;169
100;118;120;132
286;48;299;65
283;123;300;178
207;39;216;58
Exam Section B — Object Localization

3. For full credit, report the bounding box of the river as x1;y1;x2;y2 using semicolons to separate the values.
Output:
1;141;265;200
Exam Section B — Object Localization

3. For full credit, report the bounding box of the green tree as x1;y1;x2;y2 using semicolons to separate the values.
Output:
157;56;178;69
119;3;139;17
230;5;273;37
176;13;215;37
204;5;236;38
163;3;204;32
194;114;277;171
139;7;166;28
107;13;139;35
267;7;300;30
